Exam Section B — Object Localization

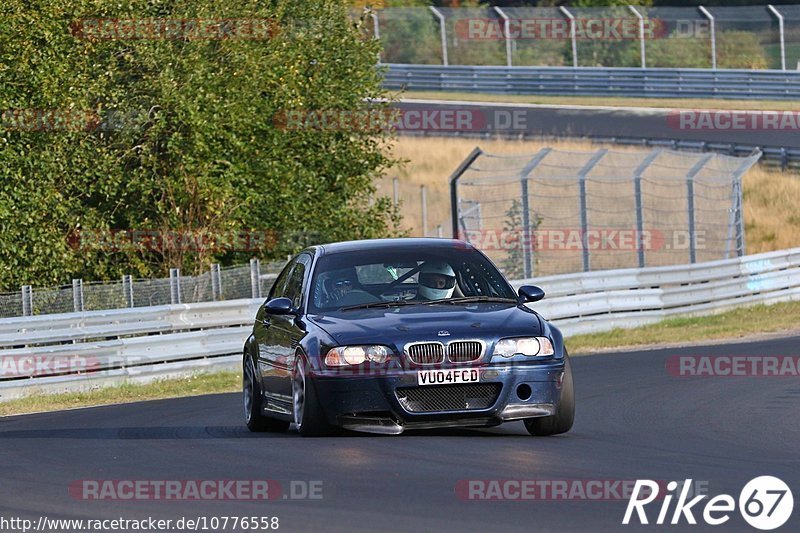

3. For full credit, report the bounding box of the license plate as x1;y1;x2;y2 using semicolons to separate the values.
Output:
417;368;480;386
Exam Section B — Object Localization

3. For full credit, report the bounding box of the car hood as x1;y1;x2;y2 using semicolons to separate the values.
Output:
308;303;544;346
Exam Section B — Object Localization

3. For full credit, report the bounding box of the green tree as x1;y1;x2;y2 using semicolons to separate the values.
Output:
0;0;402;290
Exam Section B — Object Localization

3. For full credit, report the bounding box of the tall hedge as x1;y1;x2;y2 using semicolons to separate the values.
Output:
0;0;401;290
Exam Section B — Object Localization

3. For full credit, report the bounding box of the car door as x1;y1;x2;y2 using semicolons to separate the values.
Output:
270;252;313;399
255;257;295;407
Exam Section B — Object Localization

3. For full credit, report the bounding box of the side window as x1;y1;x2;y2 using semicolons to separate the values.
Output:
284;253;312;309
269;259;296;300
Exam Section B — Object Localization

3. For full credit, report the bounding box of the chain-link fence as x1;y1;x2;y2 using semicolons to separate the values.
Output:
371;4;799;70
450;147;761;278
0;259;286;319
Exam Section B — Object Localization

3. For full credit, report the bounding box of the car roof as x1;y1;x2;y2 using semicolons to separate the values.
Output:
313;238;473;256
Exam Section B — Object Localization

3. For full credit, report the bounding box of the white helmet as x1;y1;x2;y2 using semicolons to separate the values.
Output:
418;261;456;300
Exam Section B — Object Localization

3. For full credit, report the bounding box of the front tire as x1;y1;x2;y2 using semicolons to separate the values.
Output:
292;355;335;437
524;352;575;436
244;354;290;433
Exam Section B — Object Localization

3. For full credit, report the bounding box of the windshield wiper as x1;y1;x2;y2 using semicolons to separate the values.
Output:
429;296;518;305
339;300;417;311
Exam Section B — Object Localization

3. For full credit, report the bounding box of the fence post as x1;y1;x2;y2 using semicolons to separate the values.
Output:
685;154;714;264
698;6;716;70
494;7;512;67
421;185;428;237
370;11;381;63
122;275;134;307
21;285;32;316
250;258;261;299
72;279;84;312
629;5;646;69
169;268;181;304
518;148;553;279
559;7;578;68
768;5;786;71
632;150;663;268
449;147;484;238
577;150;608;272
211;263;222;300
429;6;448;66
393;177;399;207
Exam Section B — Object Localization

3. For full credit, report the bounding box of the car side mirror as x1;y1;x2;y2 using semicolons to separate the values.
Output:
263;297;295;315
518;285;545;304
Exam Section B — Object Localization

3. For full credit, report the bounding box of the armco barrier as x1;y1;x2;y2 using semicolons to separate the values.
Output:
2;247;800;400
383;64;800;101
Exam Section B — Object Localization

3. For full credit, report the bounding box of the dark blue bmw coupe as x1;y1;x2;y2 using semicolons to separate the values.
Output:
243;238;574;437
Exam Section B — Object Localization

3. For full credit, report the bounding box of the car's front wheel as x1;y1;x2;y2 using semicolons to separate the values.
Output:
292;355;335;437
524;352;575;436
244;354;290;433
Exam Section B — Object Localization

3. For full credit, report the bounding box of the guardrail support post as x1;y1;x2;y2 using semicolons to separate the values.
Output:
429;7;448;66
494;7;513;67
577;150;608;272
699;6;716;70
21;285;32;316
560;7;578;67
768;5;786;71
250;258;261;299
211;263;222;300
169;268;181;304
449;147;483;238
72;279;84;312
629;5;646;69
122;275;134;307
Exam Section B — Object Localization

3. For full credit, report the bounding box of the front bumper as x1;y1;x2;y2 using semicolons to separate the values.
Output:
311;360;565;434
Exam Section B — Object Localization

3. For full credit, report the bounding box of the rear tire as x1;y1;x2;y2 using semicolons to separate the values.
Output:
524;351;575;436
293;355;335;437
244;354;290;433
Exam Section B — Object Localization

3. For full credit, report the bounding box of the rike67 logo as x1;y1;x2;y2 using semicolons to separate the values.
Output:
623;476;794;530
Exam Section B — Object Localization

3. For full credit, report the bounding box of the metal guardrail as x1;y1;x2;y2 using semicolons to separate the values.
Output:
2;247;800;400
383;64;800;101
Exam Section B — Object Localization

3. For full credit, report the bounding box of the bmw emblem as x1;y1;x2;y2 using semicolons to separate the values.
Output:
437;330;450;337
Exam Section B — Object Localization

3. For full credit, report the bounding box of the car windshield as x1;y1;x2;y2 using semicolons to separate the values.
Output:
308;245;516;314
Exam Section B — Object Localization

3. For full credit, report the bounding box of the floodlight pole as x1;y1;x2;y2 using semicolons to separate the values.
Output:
560;6;578;68
494;6;513;67
698;6;716;70
429;6;449;66
628;5;647;69
768;5;786;71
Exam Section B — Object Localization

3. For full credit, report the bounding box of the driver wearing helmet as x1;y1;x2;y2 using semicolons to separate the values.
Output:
417;261;456;301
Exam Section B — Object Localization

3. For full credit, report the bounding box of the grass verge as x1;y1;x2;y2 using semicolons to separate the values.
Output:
4;300;800;416
568;300;800;354
400;90;799;111
0;371;240;417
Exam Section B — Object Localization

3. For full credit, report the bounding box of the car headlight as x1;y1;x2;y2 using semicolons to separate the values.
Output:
492;337;554;358
325;345;392;366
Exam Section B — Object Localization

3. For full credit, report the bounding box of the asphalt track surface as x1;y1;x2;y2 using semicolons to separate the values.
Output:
396;100;800;150
1;335;798;532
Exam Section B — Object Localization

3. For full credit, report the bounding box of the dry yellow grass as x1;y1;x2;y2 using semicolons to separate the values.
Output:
382;136;800;254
